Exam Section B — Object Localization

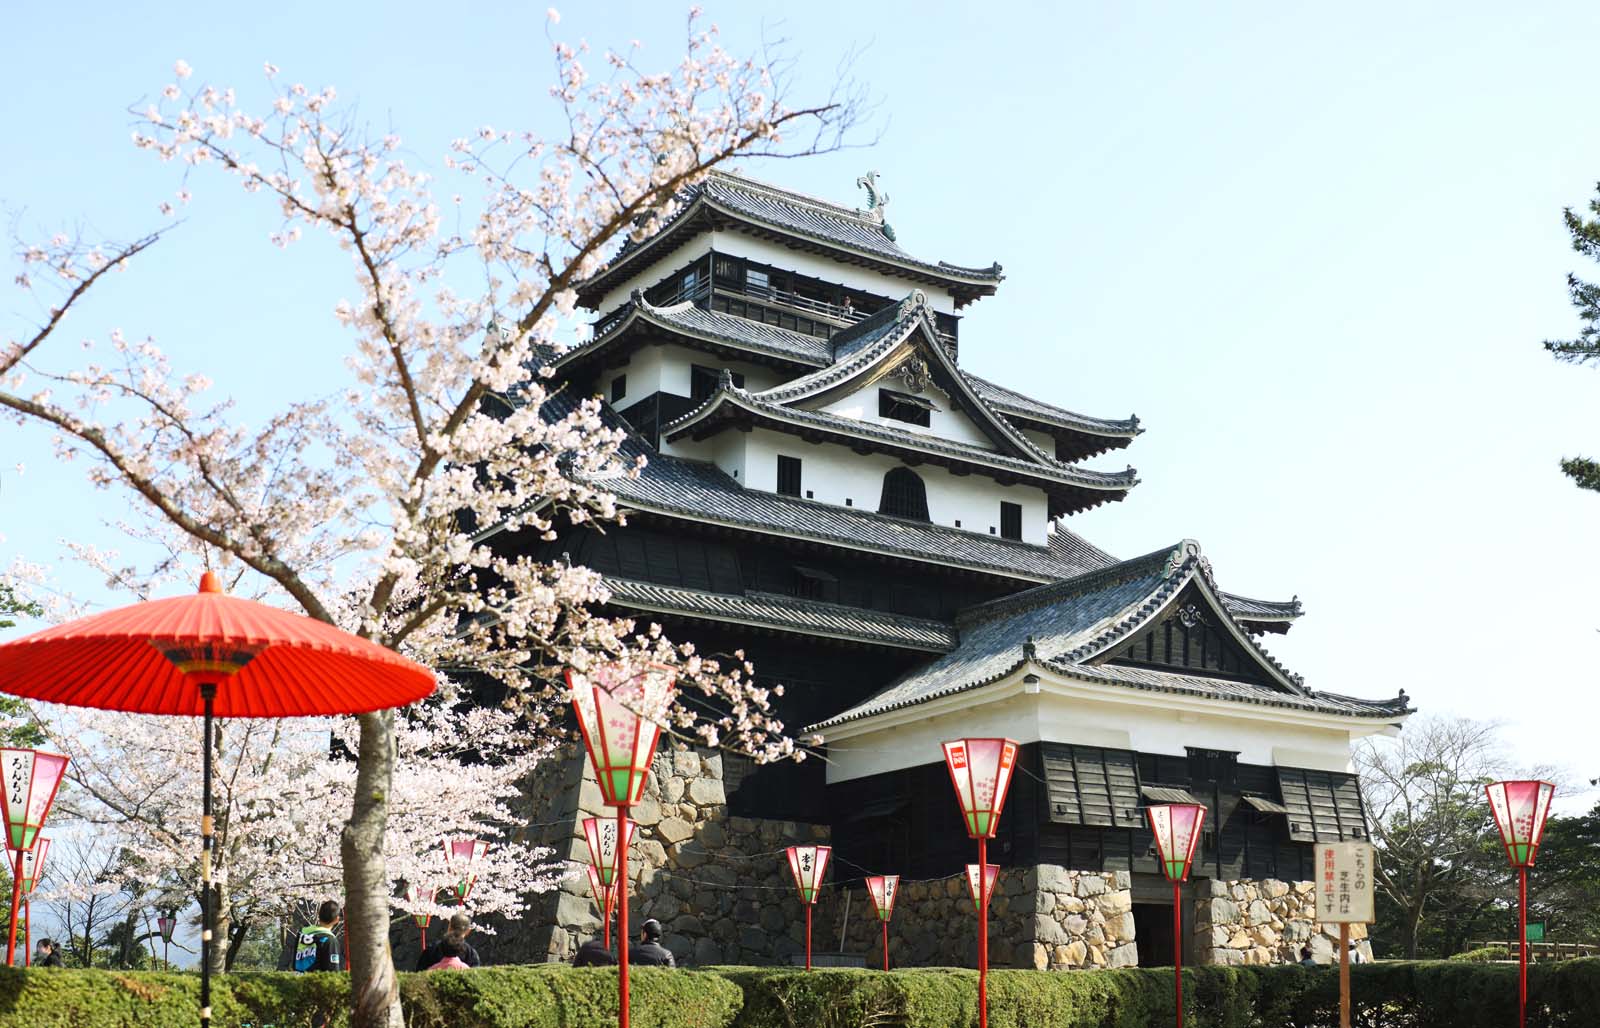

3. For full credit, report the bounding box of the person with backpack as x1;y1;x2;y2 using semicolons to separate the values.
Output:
425;931;473;971
294;901;343;973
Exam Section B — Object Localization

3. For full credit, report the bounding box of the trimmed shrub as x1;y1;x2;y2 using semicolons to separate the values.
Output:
0;958;1591;1027
1450;946;1511;963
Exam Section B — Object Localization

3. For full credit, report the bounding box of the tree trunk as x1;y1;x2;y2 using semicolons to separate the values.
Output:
1403;902;1423;960
341;709;404;1028
202;880;231;976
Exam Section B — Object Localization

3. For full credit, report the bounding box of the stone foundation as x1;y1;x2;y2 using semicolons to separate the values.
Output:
1194;878;1371;965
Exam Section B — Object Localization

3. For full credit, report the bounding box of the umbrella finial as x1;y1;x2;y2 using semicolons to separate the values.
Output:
198;572;222;595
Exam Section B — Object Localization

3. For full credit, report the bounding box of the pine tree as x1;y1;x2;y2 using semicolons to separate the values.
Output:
1547;184;1600;491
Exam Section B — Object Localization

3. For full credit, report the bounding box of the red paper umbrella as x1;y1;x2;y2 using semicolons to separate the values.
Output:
0;571;435;1028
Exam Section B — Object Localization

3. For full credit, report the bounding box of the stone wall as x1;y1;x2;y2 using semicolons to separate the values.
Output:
1194;878;1372;966
824;866;1135;971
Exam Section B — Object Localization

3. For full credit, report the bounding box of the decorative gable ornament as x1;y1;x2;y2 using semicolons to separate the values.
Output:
941;738;1019;839
583;815;637;888
1147;803;1206;882
785;844;831;905
866;874;899;922
896;355;932;394
1486;780;1556;867
964;863;1000;912
566;661;676;806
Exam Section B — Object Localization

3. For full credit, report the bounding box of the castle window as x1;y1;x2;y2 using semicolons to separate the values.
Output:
879;467;929;521
879;389;932;428
1000;501;1023;540
610;375;627;403
777;455;802;497
747;268;770;293
691;364;745;402
792;565;837;602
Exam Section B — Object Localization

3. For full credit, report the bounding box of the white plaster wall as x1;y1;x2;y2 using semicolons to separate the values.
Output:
604;343;786;409
595;234;715;316
823;682;1370;785
819;383;996;450
1022;428;1058;453
689;429;1047;543
710;231;959;313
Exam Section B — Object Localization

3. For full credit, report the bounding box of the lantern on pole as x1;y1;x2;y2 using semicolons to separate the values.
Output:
785;845;831;970
19;836;49;968
1487;779;1556;1028
586;864;617;949
405;881;434;951
157;913;177;969
0;748;68;966
941;738;1018;1028
865;875;898;971
442;837;490;905
568;659;675;1028
964;863;1000;913
1147;802;1206;1028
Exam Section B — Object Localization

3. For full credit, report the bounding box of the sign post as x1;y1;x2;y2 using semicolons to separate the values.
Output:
1314;841;1376;1028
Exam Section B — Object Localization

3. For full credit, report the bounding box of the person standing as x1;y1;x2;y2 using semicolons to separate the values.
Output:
424;932;473;971
294;901;343;973
415;912;481;970
572;936;616;967
34;938;63;967
627;919;675;967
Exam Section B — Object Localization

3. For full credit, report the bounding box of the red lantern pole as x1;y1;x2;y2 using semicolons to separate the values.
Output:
1487;780;1555;1028
6;848;20;968
882;920;889;972
805;904;812;971
866;874;898;972
941;739;1018;1028
617;804;630;1028
978;836;988;1022
1146;803;1206;1028
22;900;28;967
0;748;69;968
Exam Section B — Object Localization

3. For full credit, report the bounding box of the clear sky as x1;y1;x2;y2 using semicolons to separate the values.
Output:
3;1;1598;810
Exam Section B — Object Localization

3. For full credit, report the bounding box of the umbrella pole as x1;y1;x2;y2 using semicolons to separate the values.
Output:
200;683;216;1028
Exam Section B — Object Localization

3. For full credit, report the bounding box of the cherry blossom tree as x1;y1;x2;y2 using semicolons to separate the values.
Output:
1;11;860;1025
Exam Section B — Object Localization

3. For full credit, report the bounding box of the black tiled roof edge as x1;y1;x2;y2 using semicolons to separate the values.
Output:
1218;592;1304;620
603;577;958;652
582;171;1003;300
964;373;1142;438
663;387;1139;492
1042;662;1413;718
559;292;833;369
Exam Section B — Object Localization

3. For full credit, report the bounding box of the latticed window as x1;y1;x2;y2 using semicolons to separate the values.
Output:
878;467;929;521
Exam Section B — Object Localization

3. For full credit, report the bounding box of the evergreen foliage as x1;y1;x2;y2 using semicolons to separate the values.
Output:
0;960;1593;1027
1547;183;1600;492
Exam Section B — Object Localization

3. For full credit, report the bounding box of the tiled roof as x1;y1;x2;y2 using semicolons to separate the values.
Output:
663;390;1139;493
603;577;958;652
808;542;1409;730
1217;592;1304;620
965;374;1142;440
582;171;1003;304
561;294;833;370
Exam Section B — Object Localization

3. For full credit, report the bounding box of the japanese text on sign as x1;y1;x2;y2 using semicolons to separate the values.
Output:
1315;841;1375;924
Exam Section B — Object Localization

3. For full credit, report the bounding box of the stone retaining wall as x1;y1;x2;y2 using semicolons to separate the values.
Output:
1194;878;1372;966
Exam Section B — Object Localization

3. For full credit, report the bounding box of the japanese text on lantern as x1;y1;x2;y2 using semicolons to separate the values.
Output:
1315;841;1375;923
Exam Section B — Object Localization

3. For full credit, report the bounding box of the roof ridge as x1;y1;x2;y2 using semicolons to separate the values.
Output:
954;541;1188;627
706;170;883;226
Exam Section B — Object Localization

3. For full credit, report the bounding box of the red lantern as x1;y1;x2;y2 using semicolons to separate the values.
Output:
18;837;49;896
567;662;676;807
442;837;489;904
941;738;1017;1028
158;915;177;943
568;660;676;1028
785;845;831;971
964;863;1000;913
0;748;68;968
405;881;434;950
1147;803;1207;1028
866;874;898;971
583;816;637;887
586;863;617;948
1487;780;1556;1028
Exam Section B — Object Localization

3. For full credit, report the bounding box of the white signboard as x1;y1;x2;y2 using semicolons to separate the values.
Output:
1315;841;1375;924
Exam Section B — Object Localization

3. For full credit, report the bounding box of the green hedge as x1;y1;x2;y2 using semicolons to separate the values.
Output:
0;959;1592;1028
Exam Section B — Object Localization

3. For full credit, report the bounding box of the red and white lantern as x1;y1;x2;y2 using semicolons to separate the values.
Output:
405;881;434;929
18;837;49;895
964;863;1000;913
941;739;1019;839
583;815;637;888
0;748;68;853
566;661;676;806
786;845;830;904
866;875;898;923
1147;803;1206;883
157;915;177;944
442;837;490;903
1487;780;1556;868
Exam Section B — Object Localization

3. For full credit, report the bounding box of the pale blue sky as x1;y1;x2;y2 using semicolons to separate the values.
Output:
3;2;1598;805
